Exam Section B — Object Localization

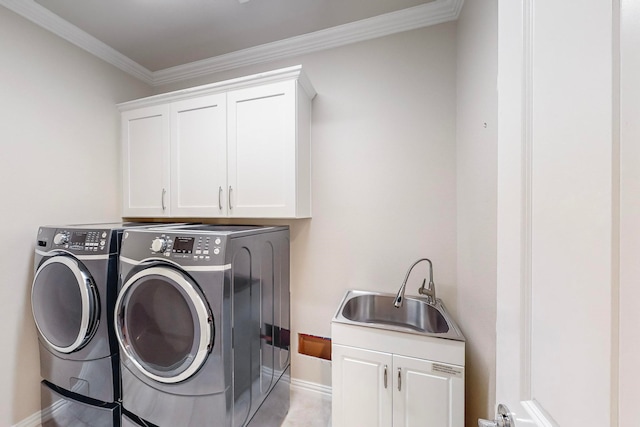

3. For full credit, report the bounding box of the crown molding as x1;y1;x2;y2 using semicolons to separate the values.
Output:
0;0;463;87
153;0;464;85
0;0;154;85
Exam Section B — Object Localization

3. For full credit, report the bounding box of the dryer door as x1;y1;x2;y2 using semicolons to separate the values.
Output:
114;265;213;384
31;255;100;354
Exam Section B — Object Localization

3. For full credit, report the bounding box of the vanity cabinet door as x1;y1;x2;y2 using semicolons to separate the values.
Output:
122;105;170;217
393;355;464;427
332;344;393;427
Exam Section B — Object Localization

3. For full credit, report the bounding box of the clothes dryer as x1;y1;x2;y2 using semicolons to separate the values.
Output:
32;222;178;426
114;225;290;427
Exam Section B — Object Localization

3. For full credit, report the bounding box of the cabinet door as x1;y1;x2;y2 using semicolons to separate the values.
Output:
227;81;297;218
332;344;392;427
122;105;170;217
393;355;464;427
170;94;227;217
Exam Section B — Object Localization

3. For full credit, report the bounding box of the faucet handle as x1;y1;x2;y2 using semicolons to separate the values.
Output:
418;278;436;303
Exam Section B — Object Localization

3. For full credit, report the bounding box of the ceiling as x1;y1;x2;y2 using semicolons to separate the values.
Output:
1;0;463;85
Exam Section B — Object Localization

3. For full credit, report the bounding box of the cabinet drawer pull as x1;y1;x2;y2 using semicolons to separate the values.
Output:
218;186;223;210
384;365;388;389
162;188;166;211
397;368;402;391
228;186;233;210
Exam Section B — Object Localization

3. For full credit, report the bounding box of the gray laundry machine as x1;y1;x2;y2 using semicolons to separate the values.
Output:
40;380;120;427
114;225;291;427
121;409;154;427
31;222;178;427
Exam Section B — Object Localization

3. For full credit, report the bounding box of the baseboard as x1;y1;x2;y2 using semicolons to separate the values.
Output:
15;378;332;426
12;410;41;427
14;398;65;427
290;377;333;398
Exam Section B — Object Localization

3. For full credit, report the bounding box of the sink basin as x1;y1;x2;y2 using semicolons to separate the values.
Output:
341;293;449;333
333;290;465;341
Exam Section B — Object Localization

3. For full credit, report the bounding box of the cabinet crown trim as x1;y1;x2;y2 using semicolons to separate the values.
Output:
118;65;315;111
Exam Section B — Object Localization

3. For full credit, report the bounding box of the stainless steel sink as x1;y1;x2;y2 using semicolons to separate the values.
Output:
333;290;465;341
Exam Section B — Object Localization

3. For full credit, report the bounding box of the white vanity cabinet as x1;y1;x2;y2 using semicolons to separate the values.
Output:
393;354;464;427
332;345;392;426
332;323;465;427
119;65;315;218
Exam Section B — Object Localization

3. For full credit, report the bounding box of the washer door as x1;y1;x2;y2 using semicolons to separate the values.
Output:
114;266;213;384
31;255;100;354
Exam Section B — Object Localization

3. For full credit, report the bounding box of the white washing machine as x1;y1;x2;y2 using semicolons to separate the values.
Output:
114;225;290;427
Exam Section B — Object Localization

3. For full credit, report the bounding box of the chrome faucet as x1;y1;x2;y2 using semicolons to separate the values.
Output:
393;258;436;308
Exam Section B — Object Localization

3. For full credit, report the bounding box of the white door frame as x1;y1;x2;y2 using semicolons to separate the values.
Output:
496;1;551;423
496;0;617;426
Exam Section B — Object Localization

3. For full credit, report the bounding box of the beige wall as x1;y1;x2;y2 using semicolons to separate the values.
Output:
455;1;497;425
152;23;460;389
0;7;153;425
0;8;503;426
620;1;640;425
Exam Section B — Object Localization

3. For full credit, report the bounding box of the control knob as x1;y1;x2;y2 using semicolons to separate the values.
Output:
151;237;168;253
53;233;69;246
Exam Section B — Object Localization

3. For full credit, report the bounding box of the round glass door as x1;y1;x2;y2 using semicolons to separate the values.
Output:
114;266;213;384
31;255;99;354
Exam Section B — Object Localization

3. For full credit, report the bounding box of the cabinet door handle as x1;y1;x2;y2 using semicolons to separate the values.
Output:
397;368;402;391
161;188;166;211
384;365;388;389
218;186;223;210
228;186;233;210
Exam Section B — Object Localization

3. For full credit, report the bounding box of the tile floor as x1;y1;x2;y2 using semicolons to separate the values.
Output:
281;387;332;427
37;386;331;426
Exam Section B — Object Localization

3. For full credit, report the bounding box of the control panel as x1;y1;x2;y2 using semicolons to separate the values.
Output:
145;233;225;264
50;229;109;253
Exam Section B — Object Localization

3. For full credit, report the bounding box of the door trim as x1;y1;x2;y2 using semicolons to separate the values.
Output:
520;401;560;427
31;255;98;353
114;266;212;384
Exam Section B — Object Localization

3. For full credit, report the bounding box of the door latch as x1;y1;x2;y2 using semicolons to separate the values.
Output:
478;404;514;427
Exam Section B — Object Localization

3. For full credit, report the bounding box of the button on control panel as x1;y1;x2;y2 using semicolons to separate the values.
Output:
151;237;169;253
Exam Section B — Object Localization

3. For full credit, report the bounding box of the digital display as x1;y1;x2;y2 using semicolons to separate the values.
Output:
70;232;87;244
173;237;194;254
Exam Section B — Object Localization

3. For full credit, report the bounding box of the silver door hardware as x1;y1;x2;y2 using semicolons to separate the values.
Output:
478;404;514;427
384;365;388;388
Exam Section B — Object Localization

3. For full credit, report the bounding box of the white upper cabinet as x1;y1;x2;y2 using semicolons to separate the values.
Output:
170;94;227;217
119;65;315;219
121;105;170;217
228;80;299;218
